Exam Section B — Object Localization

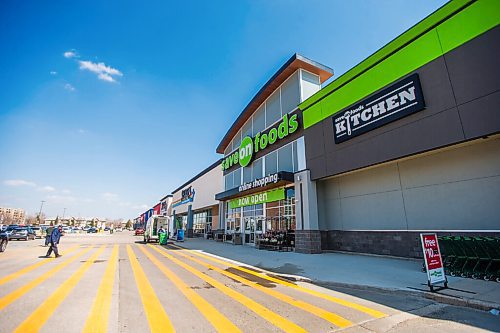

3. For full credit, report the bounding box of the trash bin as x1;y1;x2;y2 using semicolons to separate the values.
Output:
177;229;185;242
159;232;168;245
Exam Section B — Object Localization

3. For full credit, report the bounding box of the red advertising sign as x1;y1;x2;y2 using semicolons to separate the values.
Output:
420;233;446;285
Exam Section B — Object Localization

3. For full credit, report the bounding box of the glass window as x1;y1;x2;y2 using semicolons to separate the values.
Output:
233;167;242;187
232;130;241;150
302;70;319;84
280;72;300;115
265;91;281;127
243;164;252;183
253;158;263;179
278;143;293;172
265;151;277;175
253;105;265;135
224;144;232;156
242;118;252;139
225;172;233;190
292;141;299;172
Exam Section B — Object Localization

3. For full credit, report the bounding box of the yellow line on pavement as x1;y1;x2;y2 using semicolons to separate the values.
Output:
14;245;107;333
170;247;353;328
169;244;386;319
83;245;119;333
149;244;307;333
0;246;94;311
126;245;175;333
0;244;80;286
138;245;241;333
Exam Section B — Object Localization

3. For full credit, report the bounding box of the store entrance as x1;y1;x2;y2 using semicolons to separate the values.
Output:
243;216;264;245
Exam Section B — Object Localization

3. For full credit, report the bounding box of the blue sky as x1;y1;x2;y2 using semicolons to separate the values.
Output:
0;0;447;220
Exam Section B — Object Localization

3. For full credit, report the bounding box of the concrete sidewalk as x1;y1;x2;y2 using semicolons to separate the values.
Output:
173;237;500;311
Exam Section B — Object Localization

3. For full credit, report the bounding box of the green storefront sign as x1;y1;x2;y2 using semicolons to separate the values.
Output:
222;113;299;171
229;188;285;209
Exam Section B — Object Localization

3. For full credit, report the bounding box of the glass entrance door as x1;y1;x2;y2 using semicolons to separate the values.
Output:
243;217;255;245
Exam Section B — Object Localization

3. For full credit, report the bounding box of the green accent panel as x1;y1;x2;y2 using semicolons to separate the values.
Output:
302;0;500;129
229;188;285;209
299;0;474;111
304;29;442;127
437;0;500;53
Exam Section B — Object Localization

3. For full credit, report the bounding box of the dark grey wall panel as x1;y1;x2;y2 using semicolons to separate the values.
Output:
308;155;327;180
325;107;464;177
445;26;500;106
459;91;500;139
304;122;325;160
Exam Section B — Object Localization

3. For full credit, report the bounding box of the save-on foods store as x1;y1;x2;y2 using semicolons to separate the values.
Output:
215;54;333;251
299;0;500;256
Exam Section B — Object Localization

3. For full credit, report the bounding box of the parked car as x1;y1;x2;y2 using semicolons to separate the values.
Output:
9;227;36;241
3;225;20;237
87;227;98;233
0;232;7;252
134;228;144;236
31;227;44;239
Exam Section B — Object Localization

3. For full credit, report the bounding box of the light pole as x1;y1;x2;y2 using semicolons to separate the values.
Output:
63;208;66;222
38;200;45;224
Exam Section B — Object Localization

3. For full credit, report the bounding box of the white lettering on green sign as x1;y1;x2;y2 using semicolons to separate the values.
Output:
229;188;285;209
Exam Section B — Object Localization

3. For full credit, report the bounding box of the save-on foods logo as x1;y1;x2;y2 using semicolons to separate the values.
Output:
332;73;425;143
222;114;299;170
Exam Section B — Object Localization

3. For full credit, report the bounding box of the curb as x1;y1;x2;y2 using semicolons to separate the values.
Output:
307;279;500;313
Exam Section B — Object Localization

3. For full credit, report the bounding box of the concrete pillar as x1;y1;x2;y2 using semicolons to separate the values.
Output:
218;202;225;232
294;170;322;254
187;205;194;238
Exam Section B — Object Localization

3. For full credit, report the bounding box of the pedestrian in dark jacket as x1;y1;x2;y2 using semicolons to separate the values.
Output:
44;226;54;247
45;225;63;258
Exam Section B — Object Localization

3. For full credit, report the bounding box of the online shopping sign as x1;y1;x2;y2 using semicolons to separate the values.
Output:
420;233;446;285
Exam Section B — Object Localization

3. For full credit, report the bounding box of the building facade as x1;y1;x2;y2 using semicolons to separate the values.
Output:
299;0;500;256
0;206;26;224
171;160;223;238
215;54;333;251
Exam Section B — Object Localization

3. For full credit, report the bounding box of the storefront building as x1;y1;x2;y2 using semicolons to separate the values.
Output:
299;0;500;256
215;54;333;251
170;160;223;238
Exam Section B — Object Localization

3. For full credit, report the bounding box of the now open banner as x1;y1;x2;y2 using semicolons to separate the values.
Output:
230;188;285;209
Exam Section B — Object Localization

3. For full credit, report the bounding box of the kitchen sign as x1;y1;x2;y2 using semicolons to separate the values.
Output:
332;74;425;143
420;233;447;290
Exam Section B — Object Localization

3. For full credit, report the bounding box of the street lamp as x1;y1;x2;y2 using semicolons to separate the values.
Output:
37;200;45;224
63;208;66;222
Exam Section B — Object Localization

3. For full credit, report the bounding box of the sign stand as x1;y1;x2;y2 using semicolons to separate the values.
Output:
420;233;448;292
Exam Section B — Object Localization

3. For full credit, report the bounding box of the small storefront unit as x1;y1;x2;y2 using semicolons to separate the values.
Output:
170;160;223;239
299;0;500;257
215;54;333;251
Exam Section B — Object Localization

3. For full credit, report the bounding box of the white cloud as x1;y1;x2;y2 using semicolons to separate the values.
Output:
61;189;71;194
38;186;56;192
64;83;76;92
64;50;78;58
77;129;87;134
3;179;36;187
101;192;119;201
50;71;57;75
78;60;123;83
46;194;76;203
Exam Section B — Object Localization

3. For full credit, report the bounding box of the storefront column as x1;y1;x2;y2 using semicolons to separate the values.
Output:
294;170;321;254
172;210;176;235
218;202;225;232
187;204;194;238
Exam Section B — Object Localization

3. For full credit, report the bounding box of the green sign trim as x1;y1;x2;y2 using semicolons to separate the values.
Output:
229;188;285;209
301;0;499;129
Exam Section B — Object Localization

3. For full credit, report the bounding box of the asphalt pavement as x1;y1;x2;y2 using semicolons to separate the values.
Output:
0;232;498;332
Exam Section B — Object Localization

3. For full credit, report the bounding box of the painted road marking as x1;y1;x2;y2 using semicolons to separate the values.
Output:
149;244;307;333
0;244;80;286
126;245;175;333
0;246;94;311
170;247;353;328
83;245;119;333
138;245;241;333
14;245;107;333
169;244;386;319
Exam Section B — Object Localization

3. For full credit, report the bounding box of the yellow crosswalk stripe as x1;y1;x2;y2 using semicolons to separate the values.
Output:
83;245;119;333
0;244;80;286
14;245;107;333
126;245;175;333
169;247;353;328
0;246;94;311
138;245;241;333
148;244;307;333
169;244;386;319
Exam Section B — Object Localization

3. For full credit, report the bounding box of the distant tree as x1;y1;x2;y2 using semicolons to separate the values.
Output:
54;216;59;226
25;215;38;225
125;220;132;229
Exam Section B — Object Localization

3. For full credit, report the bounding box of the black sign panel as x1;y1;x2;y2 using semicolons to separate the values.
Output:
332;74;425;143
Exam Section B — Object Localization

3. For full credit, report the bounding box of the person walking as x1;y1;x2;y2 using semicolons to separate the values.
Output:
44;226;54;247
45;225;63;258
